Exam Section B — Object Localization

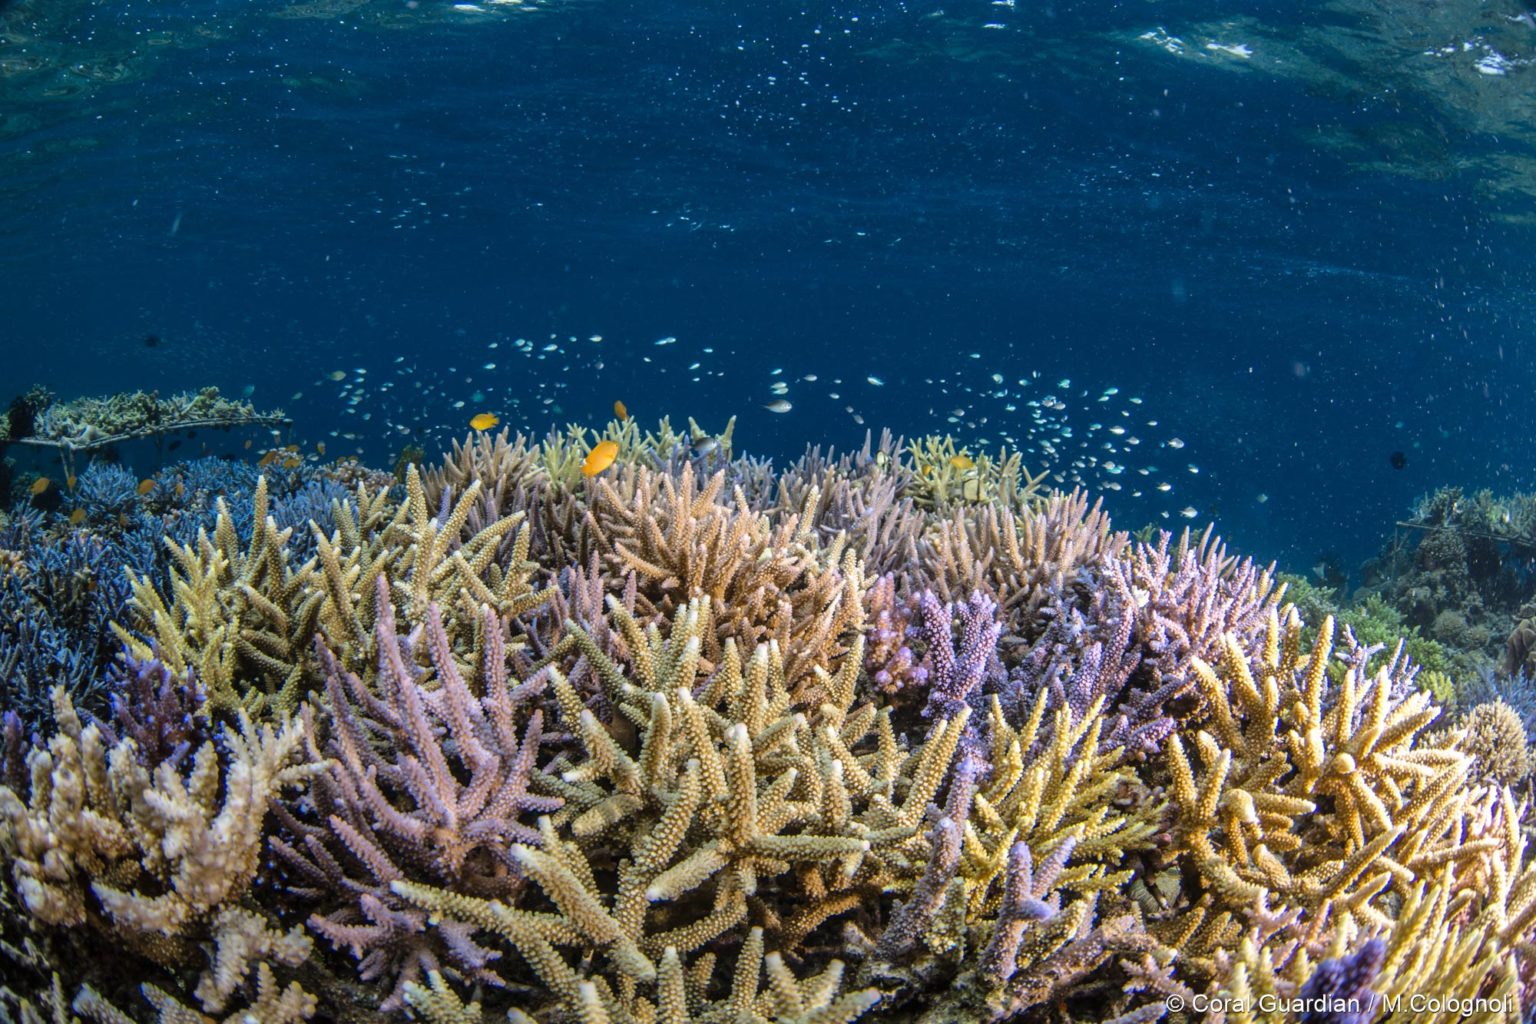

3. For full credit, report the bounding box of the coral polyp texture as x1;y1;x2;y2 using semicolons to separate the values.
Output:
0;416;1533;1023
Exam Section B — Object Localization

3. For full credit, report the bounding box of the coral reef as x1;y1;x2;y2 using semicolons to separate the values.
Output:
1;417;1534;1023
1360;485;1536;681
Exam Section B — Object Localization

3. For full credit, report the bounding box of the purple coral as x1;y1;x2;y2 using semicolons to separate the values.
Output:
270;576;560;1009
917;590;1002;720
97;653;207;769
979;836;1075;984
865;574;923;696
1296;937;1386;1024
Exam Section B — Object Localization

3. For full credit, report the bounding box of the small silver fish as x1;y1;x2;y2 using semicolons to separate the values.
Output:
763;400;793;413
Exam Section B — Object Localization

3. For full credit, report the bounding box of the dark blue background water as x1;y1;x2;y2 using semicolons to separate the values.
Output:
4;0;1535;578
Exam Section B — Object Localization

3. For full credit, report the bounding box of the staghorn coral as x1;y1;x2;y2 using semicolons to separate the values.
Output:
0;687;316;1013
94;653;207;769
0;531;134;728
3;418;1536;1022
72;962;317;1024
912;590;1001;721
270;577;561;1010
863;573;923;701
1151;610;1529;1002
116;465;554;721
902;435;1045;513
113;476;337;719
579;461;868;698
1294;936;1385;1024
859;687;1160;1022
1456;699;1534;787
914;489;1125;651
1003;526;1287;763
71;464;139;528
390;594;946;1018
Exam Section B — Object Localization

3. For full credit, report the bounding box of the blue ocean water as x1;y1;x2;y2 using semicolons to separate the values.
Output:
3;0;1534;578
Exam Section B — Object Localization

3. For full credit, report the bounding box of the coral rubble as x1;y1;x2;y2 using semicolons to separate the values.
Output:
0;417;1533;1023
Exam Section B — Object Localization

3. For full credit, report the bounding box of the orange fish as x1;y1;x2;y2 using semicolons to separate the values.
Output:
258;450;279;469
281;457;302;470
69;509;86;526
469;413;499;432
613;400;628;421
582;440;620;477
29;477;50;496
174;482;186;499
137;479;155;495
65;474;76;491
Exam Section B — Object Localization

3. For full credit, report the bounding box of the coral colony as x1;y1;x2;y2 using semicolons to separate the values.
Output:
0;400;1534;1023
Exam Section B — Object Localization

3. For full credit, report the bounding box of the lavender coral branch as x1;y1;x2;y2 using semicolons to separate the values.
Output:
270;576;560;1010
1296;937;1386;1024
918;590;1002;720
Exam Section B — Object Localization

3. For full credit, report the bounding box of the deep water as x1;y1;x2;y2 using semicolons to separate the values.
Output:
4;0;1536;578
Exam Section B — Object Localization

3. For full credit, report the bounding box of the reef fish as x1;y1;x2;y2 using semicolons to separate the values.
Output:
29;477;50;496
614;399;628;420
137;479;155;495
469;412;500;431
582;439;619;476
763;400;792;413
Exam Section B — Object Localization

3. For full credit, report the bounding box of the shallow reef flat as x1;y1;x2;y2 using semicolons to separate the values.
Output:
0;415;1532;1024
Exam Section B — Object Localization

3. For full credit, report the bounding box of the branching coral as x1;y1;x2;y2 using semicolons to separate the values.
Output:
0;687;316;1013
902;436;1045;512
3;416;1536;1023
116;465;553;721
390;595;940;1018
1152;611;1526;1000
271;577;560;1009
0;532;134;728
914;489;1125;650
1456;699;1534;787
579;462;867;697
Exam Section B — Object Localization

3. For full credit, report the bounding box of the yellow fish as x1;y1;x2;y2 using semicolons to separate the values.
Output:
69;508;86;526
469;412;500;432
29;477;50;496
65;474;76;491
137;479;155;496
613;399;628;421
258;449;280;469
174;482;186;499
950;454;975;471
582;440;620;477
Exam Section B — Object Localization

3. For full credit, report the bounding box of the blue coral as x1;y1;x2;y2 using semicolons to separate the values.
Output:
271;478;349;562
74;461;140;525
0;529;133;726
